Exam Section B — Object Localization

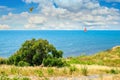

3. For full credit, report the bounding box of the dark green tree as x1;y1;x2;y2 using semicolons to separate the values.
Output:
8;38;64;66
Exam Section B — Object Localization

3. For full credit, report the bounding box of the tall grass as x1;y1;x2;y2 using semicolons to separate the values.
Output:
47;68;54;76
0;71;30;80
63;68;67;74
10;66;20;75
35;69;44;77
69;66;77;75
81;66;88;76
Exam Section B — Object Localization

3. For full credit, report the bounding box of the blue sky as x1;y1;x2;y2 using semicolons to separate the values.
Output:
0;0;120;30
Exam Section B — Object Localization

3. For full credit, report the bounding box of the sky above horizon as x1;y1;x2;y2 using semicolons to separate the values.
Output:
0;0;120;30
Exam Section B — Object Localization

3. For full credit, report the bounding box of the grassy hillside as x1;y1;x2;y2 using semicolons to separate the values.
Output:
67;46;120;67
0;46;120;80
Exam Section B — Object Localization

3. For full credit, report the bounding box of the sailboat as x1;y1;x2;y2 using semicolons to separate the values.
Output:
84;27;87;32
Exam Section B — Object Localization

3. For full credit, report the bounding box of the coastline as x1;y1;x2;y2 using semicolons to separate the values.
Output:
0;46;120;80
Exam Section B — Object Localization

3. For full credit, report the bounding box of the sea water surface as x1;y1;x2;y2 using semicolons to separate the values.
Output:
0;30;120;58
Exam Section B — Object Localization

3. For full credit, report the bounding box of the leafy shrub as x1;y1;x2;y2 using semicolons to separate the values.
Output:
18;61;30;67
43;57;65;67
110;68;119;74
8;38;64;67
0;58;7;64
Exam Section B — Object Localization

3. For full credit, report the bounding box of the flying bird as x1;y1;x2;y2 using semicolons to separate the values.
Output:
29;7;34;12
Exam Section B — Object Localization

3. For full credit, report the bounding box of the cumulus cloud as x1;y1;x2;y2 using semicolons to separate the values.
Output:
53;0;100;12
0;0;119;30
28;16;47;24
0;12;30;29
21;0;120;30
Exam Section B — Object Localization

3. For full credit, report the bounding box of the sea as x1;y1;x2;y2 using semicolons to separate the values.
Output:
0;30;120;58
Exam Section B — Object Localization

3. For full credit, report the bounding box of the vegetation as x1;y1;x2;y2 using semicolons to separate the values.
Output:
109;68;120;74
0;38;120;79
7;38;65;67
0;65;120;79
1;38;120;68
43;57;66;67
68;46;120;67
47;68;54;76
81;66;88;76
0;58;7;64
35;69;44;77
18;61;30;67
69;66;77;75
0;71;30;80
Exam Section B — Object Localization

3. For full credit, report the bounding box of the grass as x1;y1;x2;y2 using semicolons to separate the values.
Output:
0;64;120;80
35;69;44;77
0;72;30;80
81;65;88;76
0;46;120;79
67;46;120;67
47;68;54;76
0;64;119;76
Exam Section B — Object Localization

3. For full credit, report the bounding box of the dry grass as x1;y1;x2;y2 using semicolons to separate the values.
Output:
0;64;120;80
68;46;120;67
1;46;120;79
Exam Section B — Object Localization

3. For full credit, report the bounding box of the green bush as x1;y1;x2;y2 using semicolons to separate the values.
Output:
18;61;30;67
0;58;7;64
110;68;119;74
8;38;64;67
43;57;65;67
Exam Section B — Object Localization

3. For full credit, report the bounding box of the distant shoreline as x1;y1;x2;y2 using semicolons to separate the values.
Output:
0;29;120;31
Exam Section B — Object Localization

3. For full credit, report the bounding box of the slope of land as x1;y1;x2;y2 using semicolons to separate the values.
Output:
0;46;120;80
68;46;120;67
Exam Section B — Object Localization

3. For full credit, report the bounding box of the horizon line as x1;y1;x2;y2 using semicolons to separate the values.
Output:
0;29;120;31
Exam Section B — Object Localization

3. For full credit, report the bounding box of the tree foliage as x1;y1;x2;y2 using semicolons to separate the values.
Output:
43;57;65;67
8;38;64;67
0;58;7;64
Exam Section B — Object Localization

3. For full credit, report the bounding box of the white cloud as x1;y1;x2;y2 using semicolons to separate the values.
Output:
0;12;30;29
0;0;120;30
0;24;10;29
53;0;100;12
28;16;47;24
